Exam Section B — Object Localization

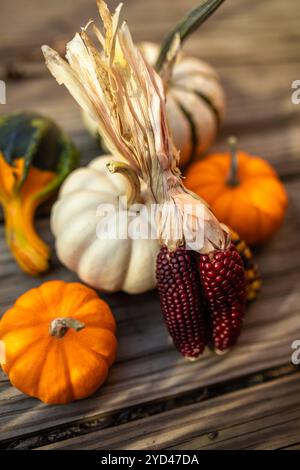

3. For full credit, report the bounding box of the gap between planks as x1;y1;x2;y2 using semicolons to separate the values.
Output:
0;177;300;442
35;370;300;450
1;0;300;448
0;249;300;441
0;364;294;449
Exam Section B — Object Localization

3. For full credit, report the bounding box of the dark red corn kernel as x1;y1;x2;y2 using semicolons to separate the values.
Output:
156;246;207;359
199;243;247;352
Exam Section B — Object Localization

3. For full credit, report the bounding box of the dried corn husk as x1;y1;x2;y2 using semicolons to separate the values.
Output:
42;0;228;253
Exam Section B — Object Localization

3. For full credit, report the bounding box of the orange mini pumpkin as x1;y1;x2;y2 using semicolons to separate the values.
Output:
185;137;288;245
0;280;117;404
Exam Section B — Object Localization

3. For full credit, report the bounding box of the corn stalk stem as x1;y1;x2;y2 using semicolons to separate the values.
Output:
155;0;225;72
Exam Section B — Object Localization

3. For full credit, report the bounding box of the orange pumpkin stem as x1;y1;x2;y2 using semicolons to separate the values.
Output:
49;317;86;338
227;136;240;187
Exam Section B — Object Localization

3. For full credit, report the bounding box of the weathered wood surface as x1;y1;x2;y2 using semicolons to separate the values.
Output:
1;0;300;450
1;185;299;444
39;373;300;450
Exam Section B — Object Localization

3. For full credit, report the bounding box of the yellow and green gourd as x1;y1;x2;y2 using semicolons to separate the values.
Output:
0;112;79;275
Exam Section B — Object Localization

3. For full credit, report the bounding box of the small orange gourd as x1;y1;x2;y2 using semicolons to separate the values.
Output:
185;137;288;245
0;281;117;404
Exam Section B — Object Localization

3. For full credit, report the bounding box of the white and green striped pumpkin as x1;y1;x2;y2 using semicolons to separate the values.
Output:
82;0;225;167
141;42;225;167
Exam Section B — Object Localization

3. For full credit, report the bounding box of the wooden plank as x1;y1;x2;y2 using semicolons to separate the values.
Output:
1;180;300;442
0;0;239;58
1;277;299;441
282;443;300;450
1;0;300;448
37;373;300;450
1;177;299;293
1;63;300;179
2;0;300;67
1;0;299;179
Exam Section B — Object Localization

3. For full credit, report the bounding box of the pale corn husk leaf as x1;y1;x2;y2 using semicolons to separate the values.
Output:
42;0;228;253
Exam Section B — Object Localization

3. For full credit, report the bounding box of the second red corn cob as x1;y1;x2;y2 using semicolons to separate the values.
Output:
157;242;247;358
199;244;247;352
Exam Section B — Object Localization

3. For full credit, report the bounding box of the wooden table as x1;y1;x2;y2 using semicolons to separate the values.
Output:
1;0;300;450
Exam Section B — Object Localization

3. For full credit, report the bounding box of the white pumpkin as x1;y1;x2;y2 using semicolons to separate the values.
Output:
83;42;225;167
51;155;160;294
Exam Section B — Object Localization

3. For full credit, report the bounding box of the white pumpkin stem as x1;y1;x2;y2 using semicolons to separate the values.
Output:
227;136;240;187
107;160;142;206
50;317;85;338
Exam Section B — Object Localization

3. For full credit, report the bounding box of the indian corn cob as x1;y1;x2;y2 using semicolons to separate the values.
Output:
157;242;248;358
156;246;207;359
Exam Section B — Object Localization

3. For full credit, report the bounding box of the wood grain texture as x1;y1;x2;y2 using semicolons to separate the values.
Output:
1;0;300;66
1;63;299;179
0;0;300;450
38;373;300;450
1;0;300;180
0;180;300;442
